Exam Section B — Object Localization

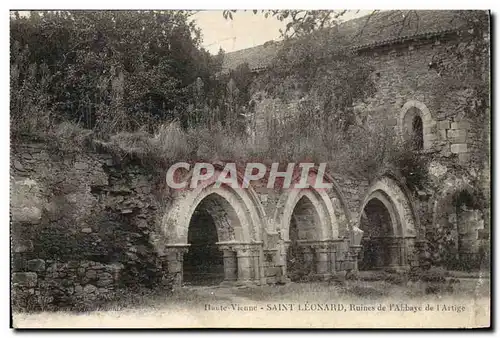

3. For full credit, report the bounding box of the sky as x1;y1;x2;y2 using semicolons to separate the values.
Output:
192;10;372;54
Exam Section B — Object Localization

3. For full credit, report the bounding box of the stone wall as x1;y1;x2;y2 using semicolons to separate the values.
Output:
10;143;169;311
244;33;489;267
12;260;123;311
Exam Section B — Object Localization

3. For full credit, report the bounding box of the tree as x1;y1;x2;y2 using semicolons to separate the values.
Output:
10;10;220;136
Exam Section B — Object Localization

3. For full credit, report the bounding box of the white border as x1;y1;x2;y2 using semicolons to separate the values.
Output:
2;1;497;335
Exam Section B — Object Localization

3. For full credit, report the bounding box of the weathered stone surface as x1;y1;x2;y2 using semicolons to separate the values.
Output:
13;160;25;171
13;240;34;253
96;272;114;287
74;162;89;170
83;284;97;294
12;272;37;287
74;285;83;294
9;27;490;308
451;143;468;153
105;262;124;274
85;269;97;280
438;120;450;130
451;121;471;130
27;259;46;272
11;178;44;224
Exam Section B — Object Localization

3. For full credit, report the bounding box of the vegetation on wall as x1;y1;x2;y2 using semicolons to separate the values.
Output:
10;11;249;139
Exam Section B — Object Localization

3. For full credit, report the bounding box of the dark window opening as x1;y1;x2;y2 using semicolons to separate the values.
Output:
412;115;424;150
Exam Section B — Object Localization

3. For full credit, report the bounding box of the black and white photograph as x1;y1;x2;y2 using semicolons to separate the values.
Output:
8;7;492;329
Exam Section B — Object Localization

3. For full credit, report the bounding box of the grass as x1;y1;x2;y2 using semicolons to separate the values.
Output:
12;278;491;328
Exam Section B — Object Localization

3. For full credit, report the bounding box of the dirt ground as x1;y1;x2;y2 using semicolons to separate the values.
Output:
12;277;490;329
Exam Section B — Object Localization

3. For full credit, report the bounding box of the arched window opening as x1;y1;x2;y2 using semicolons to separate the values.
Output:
412;115;424;150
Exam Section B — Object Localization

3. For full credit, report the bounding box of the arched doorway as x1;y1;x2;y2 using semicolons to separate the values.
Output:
358;176;419;271
359;198;395;270
162;174;266;286
287;195;321;281
182;193;240;285
433;186;488;271
183;206;224;285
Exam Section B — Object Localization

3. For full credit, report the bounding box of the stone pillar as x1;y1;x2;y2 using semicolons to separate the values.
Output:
218;245;238;285
280;241;292;284
415;239;430;269
349;245;363;271
387;237;404;267
234;245;253;285
163;244;190;288
312;243;330;279
301;246;315;273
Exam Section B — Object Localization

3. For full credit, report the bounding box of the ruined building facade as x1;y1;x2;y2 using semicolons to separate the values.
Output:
11;11;490;309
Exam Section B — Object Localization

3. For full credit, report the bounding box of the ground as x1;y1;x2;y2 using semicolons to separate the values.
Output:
13;271;490;329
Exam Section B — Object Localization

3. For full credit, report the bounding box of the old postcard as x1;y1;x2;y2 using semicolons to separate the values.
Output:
10;9;491;329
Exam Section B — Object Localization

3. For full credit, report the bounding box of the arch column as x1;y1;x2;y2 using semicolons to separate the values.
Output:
217;243;238;285
216;242;263;285
311;242;331;278
162;244;190;287
279;240;292;284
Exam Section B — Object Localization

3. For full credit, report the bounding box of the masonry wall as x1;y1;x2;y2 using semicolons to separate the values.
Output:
243;33;489;268
11;143;169;311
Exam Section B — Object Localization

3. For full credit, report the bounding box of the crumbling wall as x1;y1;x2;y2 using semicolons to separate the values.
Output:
10;143;169;311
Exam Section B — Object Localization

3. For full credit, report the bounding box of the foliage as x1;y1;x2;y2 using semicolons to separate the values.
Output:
261;29;376;133
224;10;355;38
10;11;234;138
428;11;490;120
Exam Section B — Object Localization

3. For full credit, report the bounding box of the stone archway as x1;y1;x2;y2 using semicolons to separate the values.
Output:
160;167;267;286
286;193;324;280
359;193;402;270
358;175;419;270
183;193;235;285
432;179;488;270
399;100;435;150
273;169;352;281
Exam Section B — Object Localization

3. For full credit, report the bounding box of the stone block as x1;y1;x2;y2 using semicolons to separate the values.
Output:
81;227;93;233
104;262;124;274
438;130;447;140
451;143;468;153
84;284;97;293
74;284;83;294
424;133;437;142
386;118;398;126
437;120;450;130
85;269;97;280
477;229;490;240
423;125;437;135
451;121;471;130
447;129;467;143
459;153;471;164
13;160;25;171
12;272;37;287
96;272;114;287
74;162;89;170
27;259;46;272
13;240;33;253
